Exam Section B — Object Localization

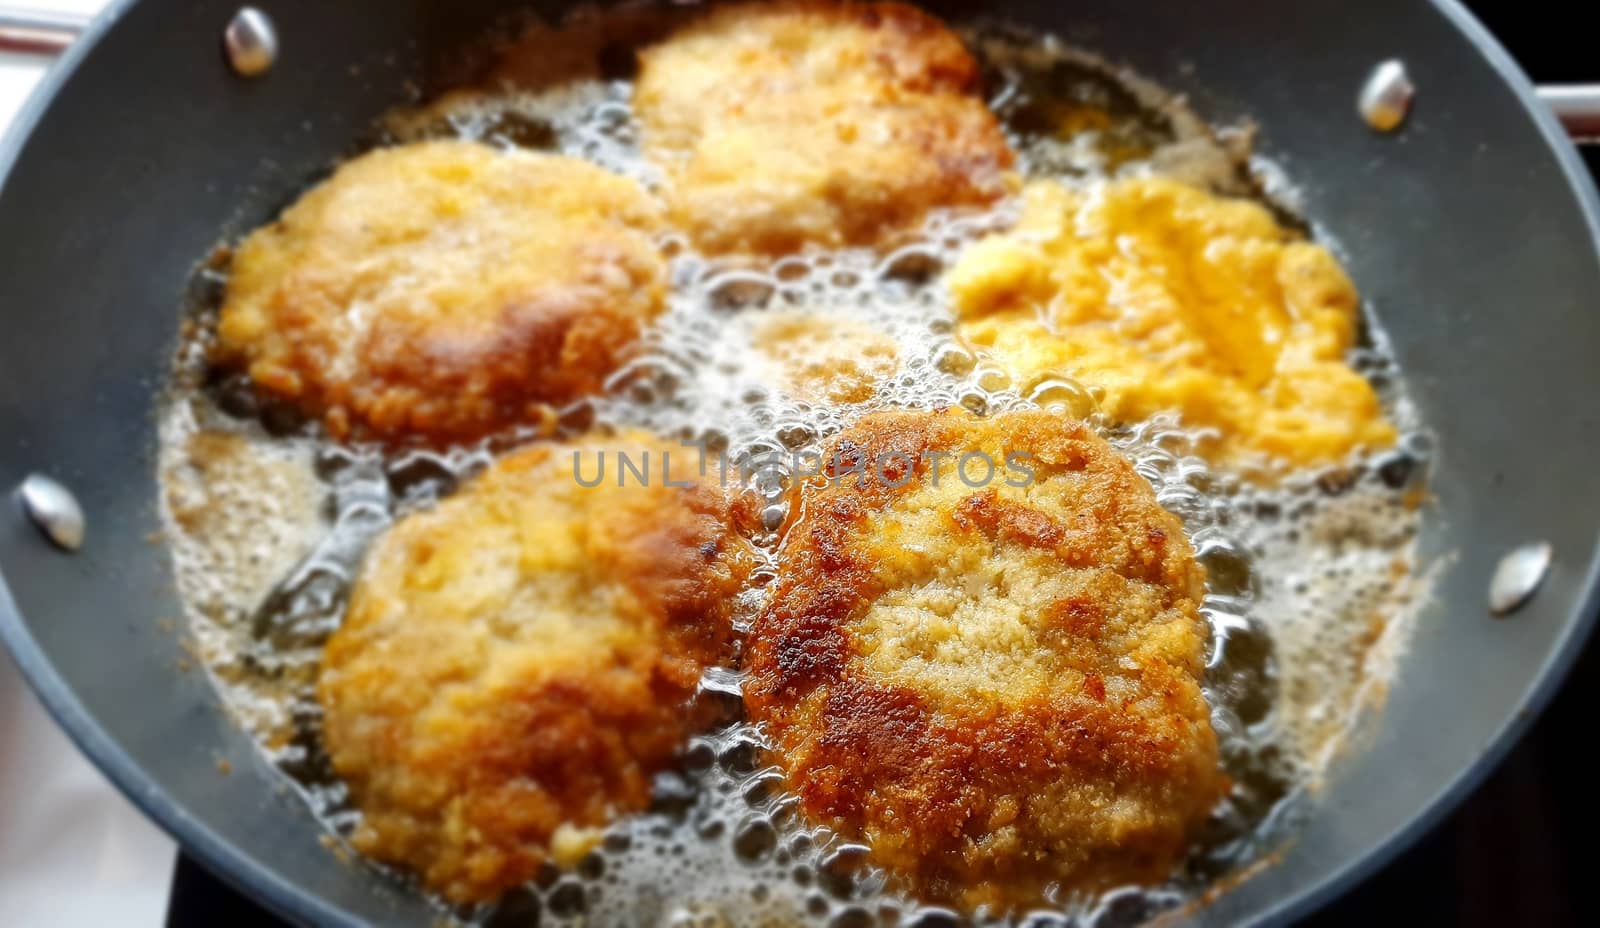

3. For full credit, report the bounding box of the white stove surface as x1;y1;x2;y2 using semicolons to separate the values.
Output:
2;1;178;924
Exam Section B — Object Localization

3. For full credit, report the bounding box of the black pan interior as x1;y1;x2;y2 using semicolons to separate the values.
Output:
2;0;1599;924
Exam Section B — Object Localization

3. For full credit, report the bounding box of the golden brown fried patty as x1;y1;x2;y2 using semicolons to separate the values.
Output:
750;309;900;404
635;1;1016;255
216;141;667;444
947;177;1396;467
318;434;753;903
745;408;1222;911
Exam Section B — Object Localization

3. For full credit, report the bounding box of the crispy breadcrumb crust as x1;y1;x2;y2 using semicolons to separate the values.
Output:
318;434;754;903
947;177;1396;467
215;141;666;444
635;1;1016;255
750;310;900;404
745;408;1222;911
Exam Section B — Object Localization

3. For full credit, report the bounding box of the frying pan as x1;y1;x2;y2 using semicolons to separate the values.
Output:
2;1;1599;924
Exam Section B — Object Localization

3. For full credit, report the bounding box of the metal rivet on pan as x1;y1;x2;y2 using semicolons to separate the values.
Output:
1358;59;1414;132
224;7;278;78
1489;542;1552;616
15;474;85;552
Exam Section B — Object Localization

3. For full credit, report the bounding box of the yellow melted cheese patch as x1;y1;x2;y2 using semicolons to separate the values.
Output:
947;177;1396;468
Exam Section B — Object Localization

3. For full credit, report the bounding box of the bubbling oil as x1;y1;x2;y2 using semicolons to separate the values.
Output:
157;20;1428;928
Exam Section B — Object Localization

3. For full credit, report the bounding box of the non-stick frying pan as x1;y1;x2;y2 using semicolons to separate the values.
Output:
3;1;1599;924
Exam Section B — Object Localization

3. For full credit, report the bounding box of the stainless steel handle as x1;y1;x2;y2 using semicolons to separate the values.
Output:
1538;85;1600;141
0;7;89;55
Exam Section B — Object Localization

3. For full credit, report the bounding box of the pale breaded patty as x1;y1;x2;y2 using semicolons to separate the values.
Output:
216;141;667;444
750;309;900;404
318;434;754;903
635;2;1016;255
745;408;1222;911
947;177;1397;468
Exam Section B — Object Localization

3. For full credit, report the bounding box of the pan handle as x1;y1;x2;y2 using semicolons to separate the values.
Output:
1538;86;1600;142
0;6;87;56
5;4;1600;142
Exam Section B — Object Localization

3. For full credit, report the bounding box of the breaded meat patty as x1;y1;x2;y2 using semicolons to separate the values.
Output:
946;177;1397;468
318;434;754;903
635;2;1016;255
750;309;900;405
745;408;1222;911
216;141;667;444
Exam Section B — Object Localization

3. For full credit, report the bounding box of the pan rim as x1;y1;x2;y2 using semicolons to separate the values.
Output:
0;2;359;924
1238;0;1600;922
1;0;1599;925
